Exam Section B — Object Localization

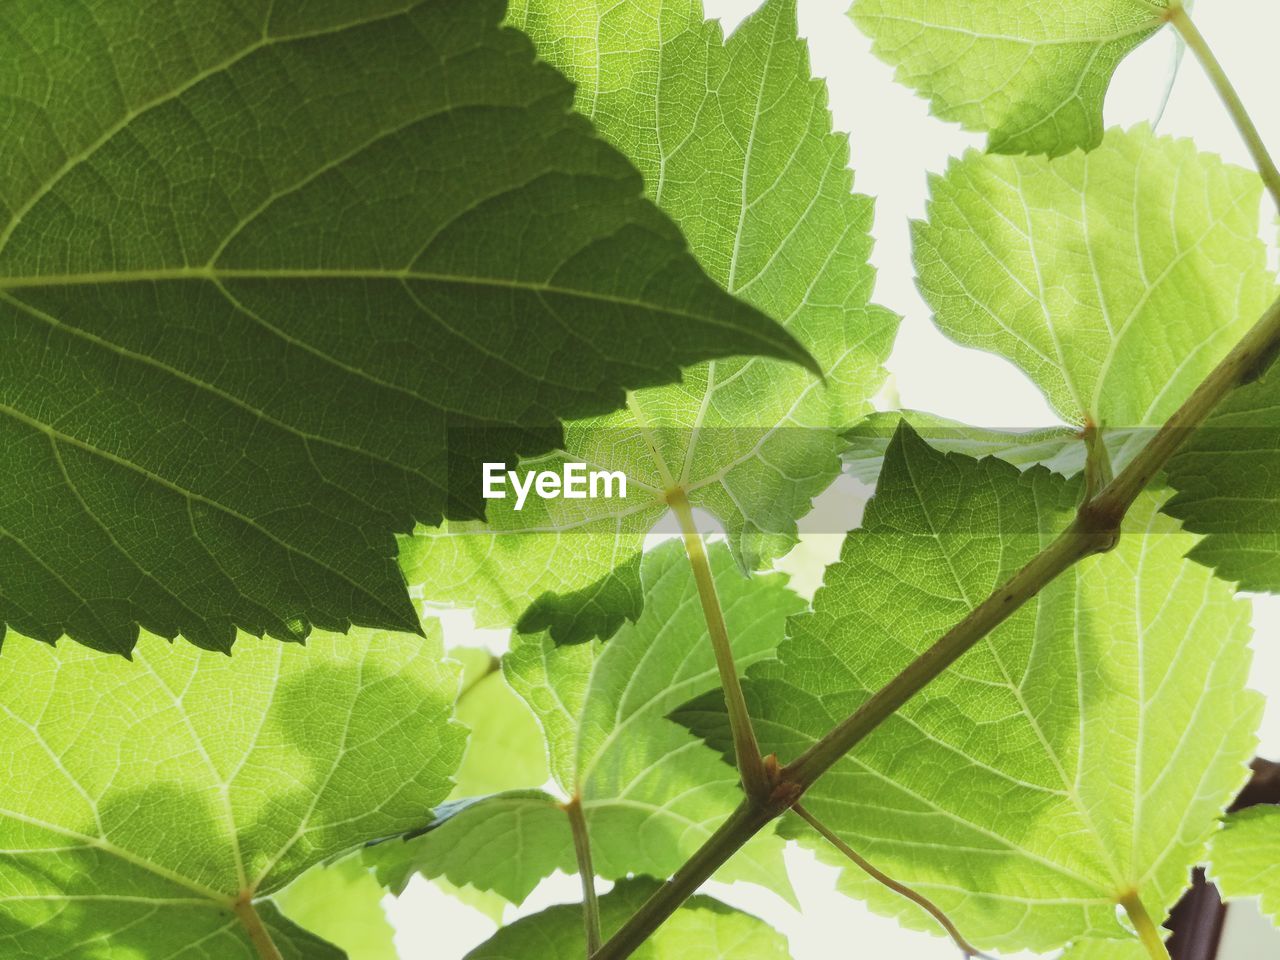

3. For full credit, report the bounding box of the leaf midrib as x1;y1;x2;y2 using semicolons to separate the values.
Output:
0;267;801;367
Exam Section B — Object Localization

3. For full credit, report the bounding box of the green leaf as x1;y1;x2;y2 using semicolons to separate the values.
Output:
452;648;499;701
254;903;348;959
274;857;397;960
916;126;1276;427
452;662;550;799
431;877;509;926
0;624;464;957
375;541;803;904
367;791;573;904
843;410;1150;483
1208;805;1280;924
1059;939;1151;960
364;646;550;908
0;0;811;657
682;426;1260;953
463;877;792;959
1164;365;1280;592
851;0;1167;156
401;0;898;643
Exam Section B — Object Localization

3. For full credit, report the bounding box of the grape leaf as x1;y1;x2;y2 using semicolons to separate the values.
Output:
0;0;812;657
274;857;397;960
851;0;1167;156
680;426;1260;953
1208;805;1280;924
400;0;898;644
916;126;1276;427
253;904;347;960
365;656;554;901
367;790;573;904
463;877;792;959
372;541;803;904
1164;363;1280;592
1059;939;1150;960
844;410;1149;483
452;649;498;700
0;624;464;957
451;661;550;798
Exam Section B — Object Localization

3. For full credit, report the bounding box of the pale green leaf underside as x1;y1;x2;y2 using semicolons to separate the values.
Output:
1164;366;1280;592
844;410;1150;483
1208;805;1280;924
795;823;1152;959
274;857;397;960
464;878;792;959
363;644;551;902
377;542;803;903
366;791;573;905
0;625;464;957
852;0;1166;156
364;654;554;902
451;664;550;799
401;0;897;644
916;126;1275;428
0;0;808;656
1059;939;1151;959
688;427;1259;953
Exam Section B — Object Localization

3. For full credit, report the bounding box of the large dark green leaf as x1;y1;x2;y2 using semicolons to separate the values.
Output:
0;0;810;655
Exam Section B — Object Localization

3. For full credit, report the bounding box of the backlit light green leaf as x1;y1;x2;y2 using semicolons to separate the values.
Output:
851;0;1167;155
0;624;464;957
681;426;1259;953
401;0;897;643
916;126;1275;428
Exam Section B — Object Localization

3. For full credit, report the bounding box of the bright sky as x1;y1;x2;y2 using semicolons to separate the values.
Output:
393;2;1280;956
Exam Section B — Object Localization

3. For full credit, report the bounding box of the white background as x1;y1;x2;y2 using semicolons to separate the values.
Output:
393;1;1280;956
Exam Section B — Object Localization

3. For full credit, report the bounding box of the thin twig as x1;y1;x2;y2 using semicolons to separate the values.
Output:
667;486;770;802
792;803;993;960
1166;3;1280;210
564;796;602;955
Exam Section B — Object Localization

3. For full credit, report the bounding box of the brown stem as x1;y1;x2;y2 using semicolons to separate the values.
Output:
588;28;1280;944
